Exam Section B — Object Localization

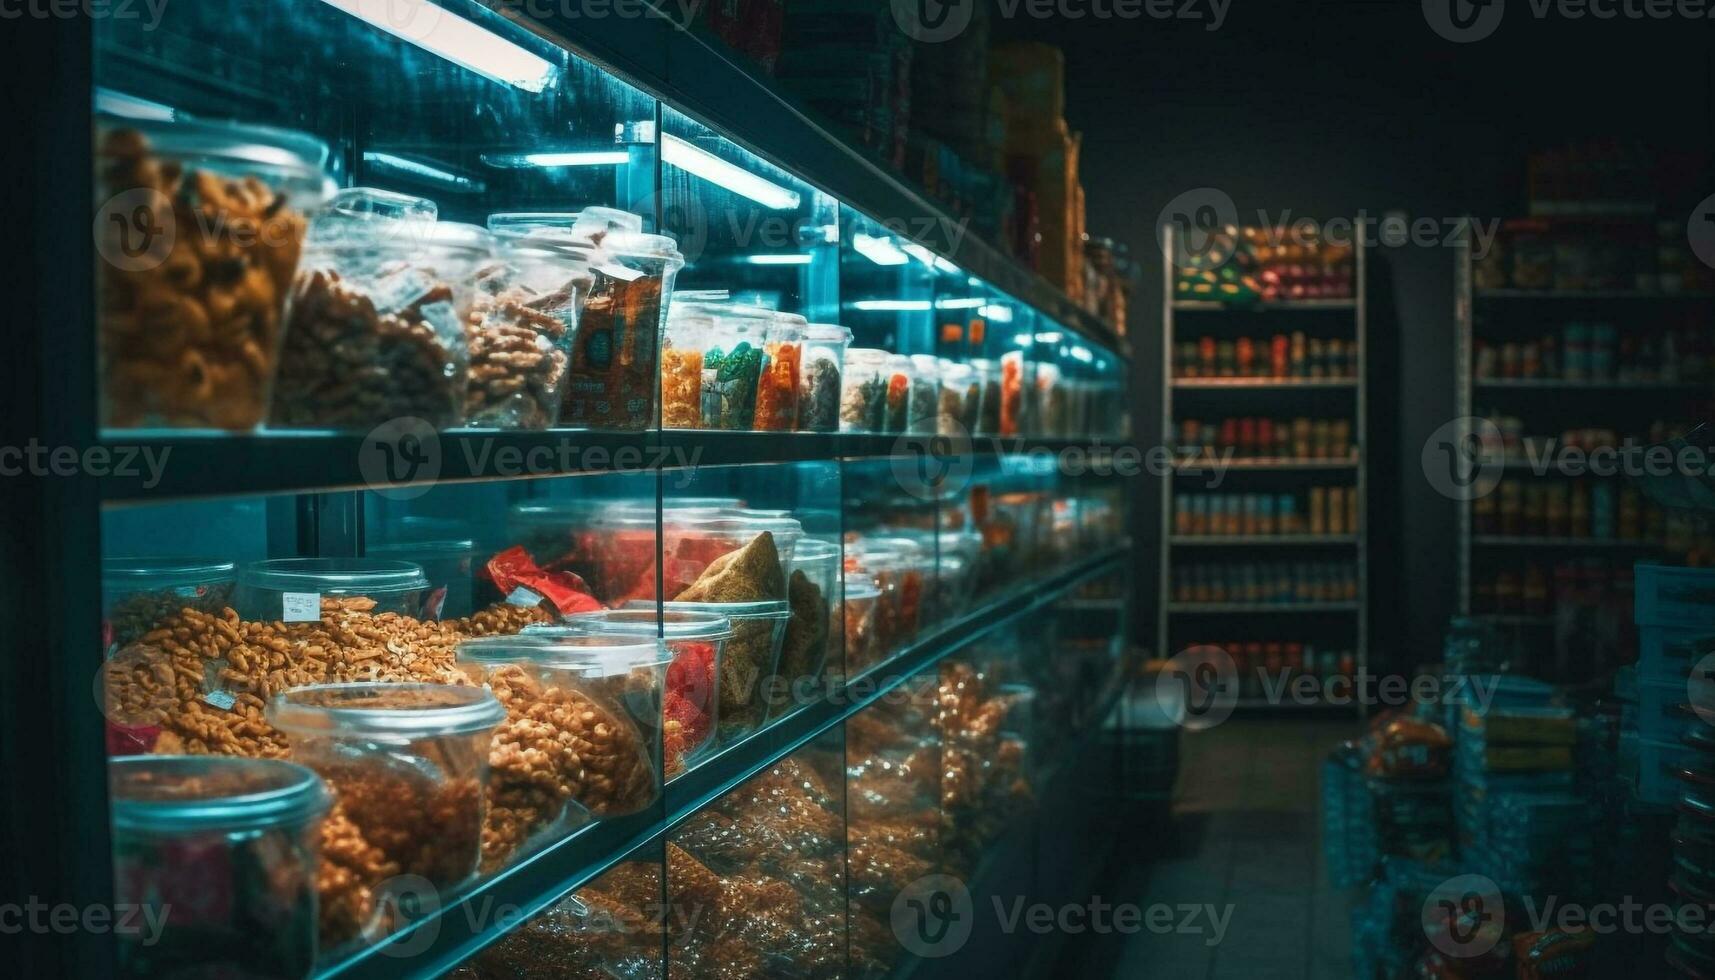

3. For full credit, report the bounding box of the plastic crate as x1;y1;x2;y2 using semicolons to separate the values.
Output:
1640;625;1715;682
1636;735;1704;806
1636;564;1715;629
1639;678;1699;744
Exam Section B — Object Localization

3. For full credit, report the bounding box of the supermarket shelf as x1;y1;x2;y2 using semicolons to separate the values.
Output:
1167;601;1361;614
1172;377;1358;390
1059;598;1125;611
1474;378;1710;391
1171;298;1358;311
1169;534;1361;546
1232;698;1359;712
1470;613;1555;626
98;430;1135;503
1471;535;1668;549
1173;455;1361;472
1475;289;1715;301
321;546;1131;980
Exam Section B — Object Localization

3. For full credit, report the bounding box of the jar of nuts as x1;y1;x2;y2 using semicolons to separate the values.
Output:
455;633;670;870
267;682;504;951
234;558;430;623
97;118;336;430
466;227;596;429
269;188;493;430
102;557;237;652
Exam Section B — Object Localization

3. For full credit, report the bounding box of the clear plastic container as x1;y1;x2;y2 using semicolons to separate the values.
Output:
504;498;629;602
102;557;237;651
779;538;841;702
999;351;1025;437
466;227;594;428
666;514;803;598
563;228;685;430
697;305;772;430
1035;362;1065;437
109;755;330;978
367;536;476;620
661;305;714;429
970;358;1002;436
455;633;668;867
97;117;336;431
632;599;791;742
848;549;904;659
938;360;978;437
798;324;851;432
883;354;914;433
266;682;504;949
754;312;806;431
270;188;493;430
234;558;430;622
907;354;941;433
554;608;732;777
839;347;890;433
842;575;883;675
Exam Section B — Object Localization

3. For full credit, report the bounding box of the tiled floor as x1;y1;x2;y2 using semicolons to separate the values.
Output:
1055;717;1364;979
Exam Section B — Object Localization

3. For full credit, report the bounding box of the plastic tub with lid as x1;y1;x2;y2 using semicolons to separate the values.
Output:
267;682;504;948
840;348;890;433
841;575;883;675
661;304;715;429
466;225;595;428
753;312;806;431
938;360;979;436
907;354;940;433
664;512;803;598
883;354;914;433
102;557;238;651
234;558;430;622
564;227;685;430
367;536;476;620
97;117;336;431
693;304;773;430
798;324;851;432
554;608;733;776
109;755;330;977
629;599;791;742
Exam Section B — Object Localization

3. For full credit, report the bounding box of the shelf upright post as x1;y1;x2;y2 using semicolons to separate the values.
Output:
1355;219;1369;718
1454;222;1474;616
1158;223;1177;666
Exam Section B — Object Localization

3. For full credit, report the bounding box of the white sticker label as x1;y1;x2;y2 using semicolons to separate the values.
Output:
202;691;236;711
506;586;543;608
282;592;322;622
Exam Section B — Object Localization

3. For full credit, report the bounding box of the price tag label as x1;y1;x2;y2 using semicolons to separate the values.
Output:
202;691;237;711
506;586;544;608
282;592;322;622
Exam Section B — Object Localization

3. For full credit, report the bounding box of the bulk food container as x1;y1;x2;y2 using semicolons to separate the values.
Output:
970;358;1002;436
456;632;669;867
1035;362;1065;437
695;305;773;430
842;575;883;675
939;360;979;437
465;226;594;428
776;538;841;705
563;228;684;430
907;354;940;433
367;536;476;620
798;324;852;432
109;755;330;978
847;549;904;660
266;682;505;950
883;354;914;433
96;117;336;431
839;347;890;433
102;557;237;651
507;499;620;600
661;304;715;429
664;513;803;597
270;188;494;430
234;558;430;622
555;608;733;776
753;312;806;431
999;351;1025;437
584;508;667;604
632;599;791;741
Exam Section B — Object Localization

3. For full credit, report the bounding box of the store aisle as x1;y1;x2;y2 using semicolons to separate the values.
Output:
1056;718;1363;980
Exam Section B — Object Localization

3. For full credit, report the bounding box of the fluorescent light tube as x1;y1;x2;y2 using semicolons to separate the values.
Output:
319;0;556;93
480;150;630;168
852;299;932;312
661;134;800;210
977;304;1015;323
363;151;483;192
95;88;176;121
746;254;813;265
853;234;910;266
934;297;984;310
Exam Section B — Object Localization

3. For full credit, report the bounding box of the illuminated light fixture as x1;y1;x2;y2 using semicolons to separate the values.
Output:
1012;333;1034;346
934;297;984;310
318;0;556;93
1071;346;1094;363
661;134;800;210
746;254;813;265
978;304;1014;323
96;88;176;121
852;299;933;312
900;243;961;274
852;234;909;266
363;151;484;192
483;150;630;168
1034;331;1065;345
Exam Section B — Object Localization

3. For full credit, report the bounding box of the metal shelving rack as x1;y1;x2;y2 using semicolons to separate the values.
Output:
1158;223;1369;713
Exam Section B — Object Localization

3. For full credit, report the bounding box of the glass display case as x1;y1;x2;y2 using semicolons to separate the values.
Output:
11;2;1135;978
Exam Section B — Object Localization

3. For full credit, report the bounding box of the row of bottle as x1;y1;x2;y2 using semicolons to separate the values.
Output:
1175;487;1360;537
1472;413;1694;459
1473;480;1648;540
1177;642;1358;699
1174;333;1357;380
1473;322;1711;383
1177;417;1355;460
1173;561;1359;604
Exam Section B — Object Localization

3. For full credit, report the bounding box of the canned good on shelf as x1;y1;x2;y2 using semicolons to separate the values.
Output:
553;608;733;777
632;599;791;742
466;226;595;429
457;632;669;864
563;227;685;431
109;755;330;978
97;117;336;431
754;312;806;431
266;682;505;950
102;557;237;651
234;558;431;622
839;347;890;433
798;324;851;432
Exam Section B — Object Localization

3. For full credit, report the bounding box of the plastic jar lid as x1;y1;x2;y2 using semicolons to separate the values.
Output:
459;632;670;669
103;557;237;586
555;608;734;642
100;116;335;202
804;324;852;344
909;354;941;377
940;361;975;381
368;539;475;559
768;312;808;341
110;756;330;834
846;348;889;365
269;682;505;738
600;230;685;269
636;599;792;622
239;558;429;594
792;539;841;564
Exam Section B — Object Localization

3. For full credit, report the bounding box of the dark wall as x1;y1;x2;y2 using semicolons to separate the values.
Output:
991;0;1715;666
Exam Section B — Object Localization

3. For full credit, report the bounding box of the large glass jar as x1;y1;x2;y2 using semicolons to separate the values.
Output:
234;558;430;622
455;633;668;869
632;599;791;742
270;189;492;430
556;608;733;777
562;229;685;430
96;118;335;430
266;682;504;951
102;557;237;652
753;312;806;431
465;227;593;428
109;755;330;979
798;324;851;432
839;347;890;433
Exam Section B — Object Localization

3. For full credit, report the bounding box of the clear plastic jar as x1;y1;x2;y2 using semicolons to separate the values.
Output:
466;227;594;428
633;599;791;742
938;361;977;437
839;347;890;433
109;755;330;978
234;558;430;622
866;538;929;644
581;509;667;605
456;633;668;868
754;312;806;431
1035;362;1065;436
555;608;732;776
848;549;903;659
367;537;475;620
883;354;914;433
798;324;851;432
999;351;1025;437
907;354;940;433
697;305;772;430
266;682;504;950
841;575;883;675
102;557;237;651
970;358;1002;436
665;513;803;598
778;538;840;703
270;189;494;429
661;305;714;429
563;229;685;430
97;118;336;431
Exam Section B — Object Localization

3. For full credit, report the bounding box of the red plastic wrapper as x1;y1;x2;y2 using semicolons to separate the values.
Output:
484;546;604;617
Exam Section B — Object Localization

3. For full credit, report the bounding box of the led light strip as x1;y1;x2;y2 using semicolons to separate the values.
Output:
318;0;556;93
661;134;800;211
